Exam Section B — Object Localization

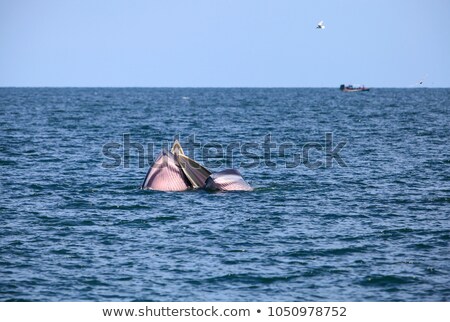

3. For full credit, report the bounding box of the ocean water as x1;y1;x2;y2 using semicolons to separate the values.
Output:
0;88;449;301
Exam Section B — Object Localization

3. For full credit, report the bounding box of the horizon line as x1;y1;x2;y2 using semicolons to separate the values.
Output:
0;86;448;89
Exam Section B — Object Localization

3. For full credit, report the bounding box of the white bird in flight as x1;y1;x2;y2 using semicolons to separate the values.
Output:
316;21;325;29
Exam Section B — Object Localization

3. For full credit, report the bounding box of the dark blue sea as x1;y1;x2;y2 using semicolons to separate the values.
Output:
1;88;449;301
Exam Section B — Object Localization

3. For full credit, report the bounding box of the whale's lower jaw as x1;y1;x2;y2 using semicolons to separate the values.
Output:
205;169;253;192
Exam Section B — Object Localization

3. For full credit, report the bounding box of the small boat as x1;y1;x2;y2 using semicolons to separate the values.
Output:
340;84;370;92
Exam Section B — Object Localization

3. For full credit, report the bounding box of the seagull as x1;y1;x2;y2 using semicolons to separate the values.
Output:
417;74;428;86
316;21;325;29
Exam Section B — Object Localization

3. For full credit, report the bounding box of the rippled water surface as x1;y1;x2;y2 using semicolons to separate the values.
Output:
1;88;449;301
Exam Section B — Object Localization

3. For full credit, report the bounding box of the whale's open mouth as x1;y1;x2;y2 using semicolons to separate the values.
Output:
141;140;252;192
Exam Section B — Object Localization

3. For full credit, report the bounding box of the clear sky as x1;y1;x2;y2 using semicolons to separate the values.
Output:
1;0;449;87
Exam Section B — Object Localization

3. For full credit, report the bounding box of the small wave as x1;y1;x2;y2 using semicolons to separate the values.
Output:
201;273;298;285
360;275;418;287
319;246;369;256
424;196;450;204
285;246;369;258
113;218;151;227
5;298;32;302
0;159;18;166
152;215;179;221
408;243;434;250
81;277;110;287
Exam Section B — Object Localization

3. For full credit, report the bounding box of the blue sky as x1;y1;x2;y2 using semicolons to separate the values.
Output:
1;0;449;87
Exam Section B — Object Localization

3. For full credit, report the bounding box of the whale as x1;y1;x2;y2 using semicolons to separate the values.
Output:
142;140;253;192
205;169;253;191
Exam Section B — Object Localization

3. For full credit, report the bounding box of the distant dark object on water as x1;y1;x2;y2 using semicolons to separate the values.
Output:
340;84;370;92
